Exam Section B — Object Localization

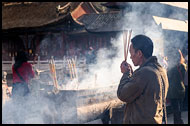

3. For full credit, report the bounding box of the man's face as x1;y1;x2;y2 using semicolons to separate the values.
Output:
129;44;141;66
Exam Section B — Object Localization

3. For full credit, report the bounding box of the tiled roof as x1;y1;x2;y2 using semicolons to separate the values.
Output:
2;2;105;30
2;2;76;30
77;12;125;32
77;2;188;33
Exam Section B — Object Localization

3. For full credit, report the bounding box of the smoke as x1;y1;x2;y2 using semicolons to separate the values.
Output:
75;3;187;122
39;33;63;59
2;91;49;124
77;33;135;90
122;2;188;70
2;82;78;124
77;2;166;90
2;2;187;124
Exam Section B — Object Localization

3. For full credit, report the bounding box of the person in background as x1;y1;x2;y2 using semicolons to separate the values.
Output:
85;46;96;65
183;65;188;111
12;50;35;99
167;49;187;124
117;35;169;124
11;50;35;124
182;51;188;111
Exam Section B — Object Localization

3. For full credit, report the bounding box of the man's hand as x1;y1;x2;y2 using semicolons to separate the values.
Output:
120;61;133;74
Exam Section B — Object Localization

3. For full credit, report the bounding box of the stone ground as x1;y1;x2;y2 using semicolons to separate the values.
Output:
85;111;188;124
167;111;188;124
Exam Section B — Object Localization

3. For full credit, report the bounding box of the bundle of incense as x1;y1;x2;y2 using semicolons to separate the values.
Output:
123;30;128;61
126;29;133;61
67;59;74;80
70;59;75;78
123;29;133;62
71;58;79;89
71;58;78;79
49;59;58;91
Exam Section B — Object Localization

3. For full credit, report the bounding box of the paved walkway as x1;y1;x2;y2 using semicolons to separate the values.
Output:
167;111;188;124
86;111;188;124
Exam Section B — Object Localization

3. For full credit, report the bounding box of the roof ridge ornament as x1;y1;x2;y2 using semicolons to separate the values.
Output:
56;2;71;17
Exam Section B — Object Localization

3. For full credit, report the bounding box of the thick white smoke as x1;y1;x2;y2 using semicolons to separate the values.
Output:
77;2;166;90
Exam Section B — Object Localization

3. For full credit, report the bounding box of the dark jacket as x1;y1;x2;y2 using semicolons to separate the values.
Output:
117;56;169;124
167;63;187;99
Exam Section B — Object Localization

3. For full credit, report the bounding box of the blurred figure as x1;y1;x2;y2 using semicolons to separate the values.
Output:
117;35;169;124
167;49;187;124
11;50;35;123
183;53;188;111
85;46;96;64
12;51;35;98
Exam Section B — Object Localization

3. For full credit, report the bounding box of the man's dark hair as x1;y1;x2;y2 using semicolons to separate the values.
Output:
131;34;154;59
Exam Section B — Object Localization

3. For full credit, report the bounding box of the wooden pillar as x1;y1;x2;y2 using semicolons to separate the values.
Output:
26;33;28;53
62;32;66;56
12;57;14;65
99;37;102;49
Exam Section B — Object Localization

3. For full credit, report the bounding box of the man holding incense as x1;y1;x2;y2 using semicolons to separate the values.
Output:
117;34;169;124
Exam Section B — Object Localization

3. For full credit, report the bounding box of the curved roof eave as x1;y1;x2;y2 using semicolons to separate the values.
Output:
70;2;100;26
2;2;80;30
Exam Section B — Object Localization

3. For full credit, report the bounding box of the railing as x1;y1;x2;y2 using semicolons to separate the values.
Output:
2;56;87;74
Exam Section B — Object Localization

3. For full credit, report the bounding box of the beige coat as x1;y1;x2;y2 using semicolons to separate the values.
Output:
117;56;169;124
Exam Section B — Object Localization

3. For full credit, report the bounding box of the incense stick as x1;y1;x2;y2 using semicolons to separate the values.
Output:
126;29;132;62
49;59;58;91
123;30;128;61
67;59;73;80
72;58;77;79
52;59;58;90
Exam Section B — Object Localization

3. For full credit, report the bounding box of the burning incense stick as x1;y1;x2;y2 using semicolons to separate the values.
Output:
52;59;58;90
70;59;75;78
126;29;132;62
123;29;132;62
67;59;73;80
49;58;58;91
123;30;128;61
71;58;79;89
72;58;77;79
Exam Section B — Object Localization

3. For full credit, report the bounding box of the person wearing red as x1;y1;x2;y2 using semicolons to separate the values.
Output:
12;50;35;99
12;61;34;84
11;51;35;124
